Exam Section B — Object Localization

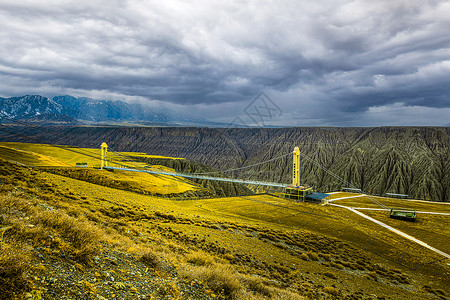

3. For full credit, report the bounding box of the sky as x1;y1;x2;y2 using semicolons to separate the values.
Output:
0;0;449;127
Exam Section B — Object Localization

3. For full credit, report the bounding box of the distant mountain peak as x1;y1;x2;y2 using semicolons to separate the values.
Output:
0;94;222;126
0;95;62;119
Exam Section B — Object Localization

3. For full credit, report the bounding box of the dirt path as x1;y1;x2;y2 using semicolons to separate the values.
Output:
350;207;450;216
327;194;366;202
328;203;450;260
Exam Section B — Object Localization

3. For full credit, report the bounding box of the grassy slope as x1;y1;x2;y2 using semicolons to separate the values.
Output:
1;142;449;299
0;141;181;167
332;193;450;212
44;167;209;196
0;145;65;166
331;192;450;259
34;171;440;298
38;170;450;297
0;142;205;196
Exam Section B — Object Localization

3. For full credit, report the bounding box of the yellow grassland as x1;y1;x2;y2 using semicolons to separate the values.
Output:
0;142;202;195
50;167;206;195
0;143;449;299
35;171;450;295
330;192;450;213
0;145;67;166
325;192;361;200
0;142;181;167
362;210;450;254
90;167;206;195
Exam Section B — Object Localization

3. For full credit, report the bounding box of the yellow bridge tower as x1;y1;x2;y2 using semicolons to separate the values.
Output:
292;146;300;186
100;142;108;169
284;146;312;201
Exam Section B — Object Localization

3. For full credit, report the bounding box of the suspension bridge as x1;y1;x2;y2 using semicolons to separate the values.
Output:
99;142;450;261
101;142;291;188
104;166;289;188
0;112;449;262
100;143;377;205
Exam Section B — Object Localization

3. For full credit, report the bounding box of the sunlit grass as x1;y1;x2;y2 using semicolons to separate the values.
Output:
0;142;181;168
0;146;449;299
363;210;450;254
331;192;450;213
0;145;66;166
0;142;204;195
43;171;448;279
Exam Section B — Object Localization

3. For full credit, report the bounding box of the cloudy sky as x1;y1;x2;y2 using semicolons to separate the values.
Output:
0;0;449;126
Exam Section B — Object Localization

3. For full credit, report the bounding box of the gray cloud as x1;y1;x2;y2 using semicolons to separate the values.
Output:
0;0;449;126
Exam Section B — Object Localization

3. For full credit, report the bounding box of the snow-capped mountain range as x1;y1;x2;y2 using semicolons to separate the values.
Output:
0;95;217;126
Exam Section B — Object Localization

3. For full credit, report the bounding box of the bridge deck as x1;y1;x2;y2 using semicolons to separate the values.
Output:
104;166;289;188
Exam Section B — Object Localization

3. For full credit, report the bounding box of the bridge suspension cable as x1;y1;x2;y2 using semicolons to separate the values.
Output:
193;153;291;175
0;118;276;186
300;151;389;210
104;166;288;187
104;146;290;187
0;114;400;209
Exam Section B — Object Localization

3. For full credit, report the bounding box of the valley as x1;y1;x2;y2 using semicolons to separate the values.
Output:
0;126;448;201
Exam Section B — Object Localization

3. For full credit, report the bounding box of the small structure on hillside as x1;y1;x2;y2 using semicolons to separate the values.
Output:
285;185;313;201
389;208;416;222
284;147;329;203
385;193;409;199
342;187;363;193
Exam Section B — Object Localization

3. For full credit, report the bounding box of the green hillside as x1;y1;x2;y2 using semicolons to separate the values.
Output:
0;142;449;299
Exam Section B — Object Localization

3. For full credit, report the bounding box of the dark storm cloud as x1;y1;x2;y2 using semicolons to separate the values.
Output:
0;0;449;125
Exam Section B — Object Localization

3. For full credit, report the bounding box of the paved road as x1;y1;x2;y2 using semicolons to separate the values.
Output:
329;203;450;260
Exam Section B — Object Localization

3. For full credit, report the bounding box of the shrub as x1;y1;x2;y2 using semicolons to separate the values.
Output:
223;253;235;262
307;251;319;261
324;286;339;296
272;291;306;300
34;210;97;246
330;261;344;269
243;276;273;297
33;210;101;264
81;280;97;293
300;253;309;261
74;244;99;265
183;264;241;299
319;253;331;261
0;243;31;300
323;271;337;279
155;281;180;298
367;271;378;280
187;251;215;266
140;251;161;269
